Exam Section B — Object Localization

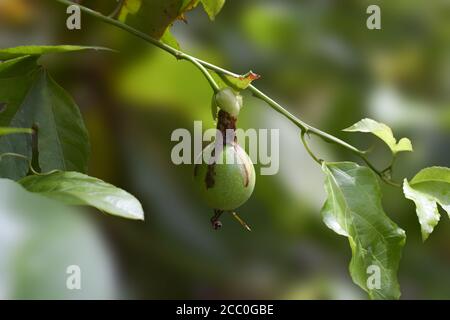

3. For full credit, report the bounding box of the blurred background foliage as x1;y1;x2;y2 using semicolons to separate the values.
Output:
0;0;449;299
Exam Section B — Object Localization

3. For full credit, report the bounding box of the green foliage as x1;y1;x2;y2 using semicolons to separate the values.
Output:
160;28;180;50
0;66;90;179
4;0;449;300
20;171;144;220
344;118;413;155
321;162;406;299
403;167;450;241
126;0;198;39
200;0;226;20
115;0;225;48
0;56;39;75
0;45;116;179
0;45;144;222
33;70;90;173
0;57;40;179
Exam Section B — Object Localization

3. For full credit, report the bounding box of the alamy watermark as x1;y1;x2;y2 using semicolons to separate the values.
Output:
367;5;381;30
366;264;381;290
66;5;81;30
66;265;81;290
171;121;280;175
65;4;381;31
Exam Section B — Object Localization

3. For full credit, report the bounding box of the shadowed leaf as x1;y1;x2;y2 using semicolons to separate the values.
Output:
0;67;90;180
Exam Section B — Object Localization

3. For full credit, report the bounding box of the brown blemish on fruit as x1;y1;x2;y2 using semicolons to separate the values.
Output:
235;146;250;187
217;110;237;145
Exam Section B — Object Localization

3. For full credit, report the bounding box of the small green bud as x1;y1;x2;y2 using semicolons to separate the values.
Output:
214;88;243;117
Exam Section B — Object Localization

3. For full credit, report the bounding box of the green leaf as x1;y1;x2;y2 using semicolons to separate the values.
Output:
0;55;38;76
118;0;143;22
20;171;144;221
0;127;33;136
211;71;260;91
200;0;226;20
160;28;180;50
123;0;200;39
181;0;201;12
33;70;90;173
403;166;450;241
343;118;413;155
0;59;39;179
321;161;406;299
119;0;224;47
0;45;112;60
0;68;90;180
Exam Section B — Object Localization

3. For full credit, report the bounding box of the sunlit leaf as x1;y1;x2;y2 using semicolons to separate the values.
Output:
343;118;412;155
321;162;406;299
20;171;145;221
403;167;450;241
200;0;225;20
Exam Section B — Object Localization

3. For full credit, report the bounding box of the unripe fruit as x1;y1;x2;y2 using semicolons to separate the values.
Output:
214;88;243;117
194;142;255;211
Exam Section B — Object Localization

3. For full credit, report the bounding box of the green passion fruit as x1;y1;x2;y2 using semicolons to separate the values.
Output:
194;142;256;211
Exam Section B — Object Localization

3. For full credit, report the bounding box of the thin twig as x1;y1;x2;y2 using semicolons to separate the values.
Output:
300;130;322;164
